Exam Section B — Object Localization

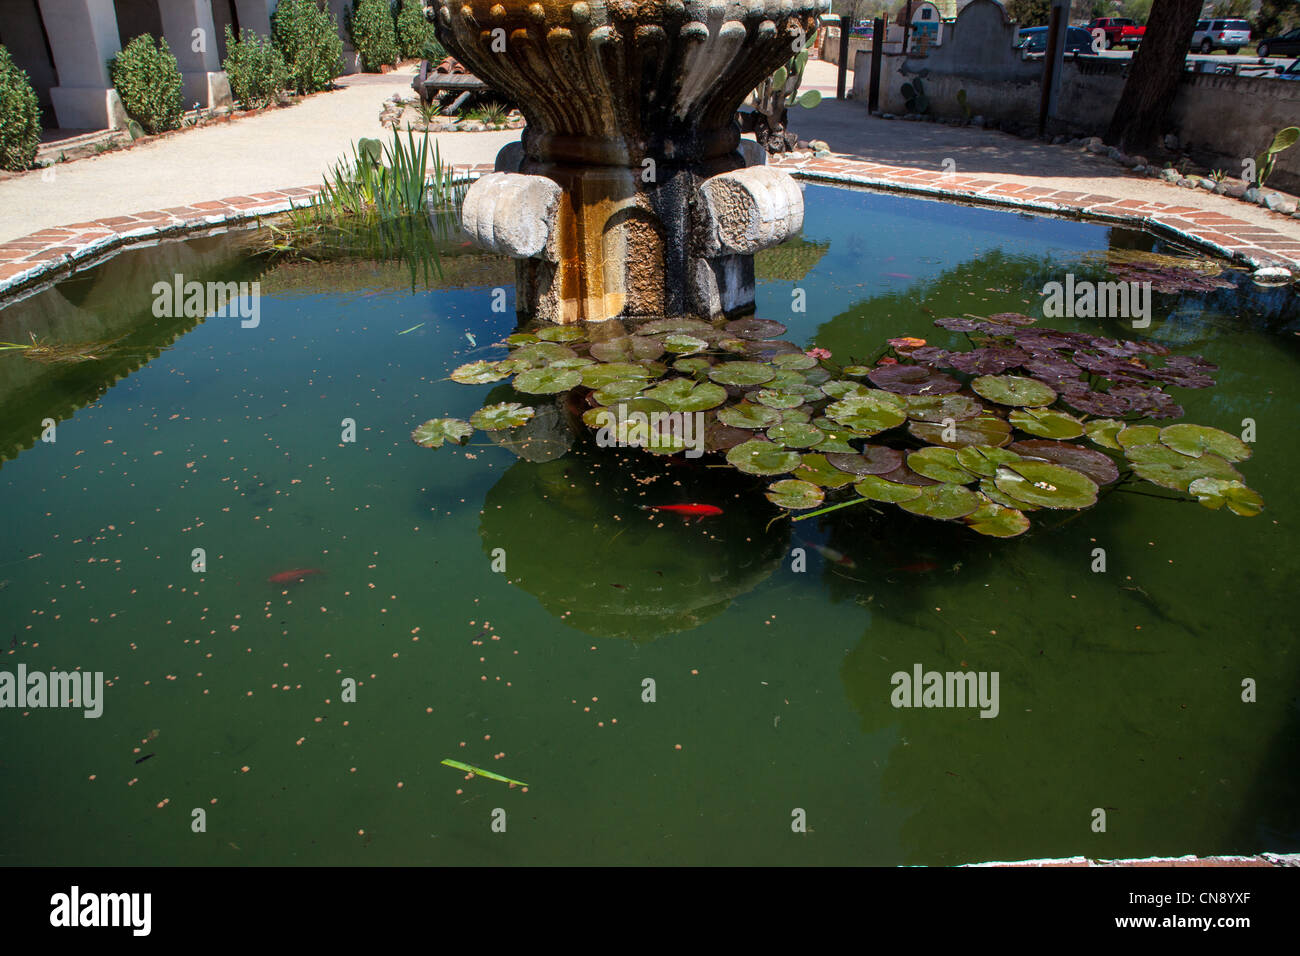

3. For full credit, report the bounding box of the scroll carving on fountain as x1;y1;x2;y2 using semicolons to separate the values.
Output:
437;0;829;324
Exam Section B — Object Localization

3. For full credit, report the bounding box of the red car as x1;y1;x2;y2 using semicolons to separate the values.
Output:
1087;17;1145;49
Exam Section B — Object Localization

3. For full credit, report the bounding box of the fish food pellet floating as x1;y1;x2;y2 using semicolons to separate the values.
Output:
674;744;682;751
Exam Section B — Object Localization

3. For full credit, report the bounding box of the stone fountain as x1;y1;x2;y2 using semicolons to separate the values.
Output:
436;0;828;324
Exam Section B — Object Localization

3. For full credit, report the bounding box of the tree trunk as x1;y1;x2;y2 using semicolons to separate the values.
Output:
1104;0;1202;154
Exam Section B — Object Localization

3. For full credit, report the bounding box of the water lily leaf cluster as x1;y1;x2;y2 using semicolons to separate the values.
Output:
413;311;1263;537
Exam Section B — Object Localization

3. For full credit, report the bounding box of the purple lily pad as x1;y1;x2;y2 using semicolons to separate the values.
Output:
866;363;962;395
1008;440;1120;486
934;317;981;332
987;312;1037;327
826;446;904;476
725;318;788;341
945;347;1030;375
909;347;952;366
878;463;942;487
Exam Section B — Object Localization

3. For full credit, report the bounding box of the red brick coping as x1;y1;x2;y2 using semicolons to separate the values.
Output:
967;853;1298;868
2;156;1298;300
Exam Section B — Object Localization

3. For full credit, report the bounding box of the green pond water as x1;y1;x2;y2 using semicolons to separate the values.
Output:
0;185;1296;865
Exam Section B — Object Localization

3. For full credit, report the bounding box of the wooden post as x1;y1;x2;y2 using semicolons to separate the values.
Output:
837;18;851;99
902;0;912;55
868;17;884;112
1038;5;1063;135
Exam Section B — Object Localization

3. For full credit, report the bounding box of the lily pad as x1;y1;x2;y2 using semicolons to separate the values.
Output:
471;402;536;431
765;479;825;510
717;402;782;429
726;439;802;476
704;422;753;452
642;378;728;412
1124;444;1242;492
450;360;511;385
637;317;717;337
1159;424;1251;462
662;333;709;354
842;365;873;377
511;341;580;367
907;447;976;484
854;475;923;503
1007;440;1119;486
980;478;1037;511
753;389;809;410
898;483;984;520
725;318;787;340
971;375;1057;407
904;393;985;422
766;422;826;448
955;444;1023;478
1187;477;1263;517
772;352;819;370
909;415;1013;448
514;366;583;394
412;417;474;448
589;336;665;363
825;447;903;476
964;500;1031;538
1116;424;1162;448
1008;407;1085;440
867;364;961;395
708;361;777;387
592;379;647;404
1084;418;1126;450
795;454;859;488
673;357;712;375
825;392;908;434
993;461;1098;509
809;419;861;454
536;326;586;343
580;362;654;389
821;380;873;400
878;463;941;487
504;332;539;346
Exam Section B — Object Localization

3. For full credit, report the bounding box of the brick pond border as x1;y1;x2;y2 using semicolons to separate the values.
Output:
2;155;1298;301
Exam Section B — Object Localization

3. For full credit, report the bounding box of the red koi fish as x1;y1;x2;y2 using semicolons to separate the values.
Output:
639;503;723;521
801;541;857;570
268;568;323;585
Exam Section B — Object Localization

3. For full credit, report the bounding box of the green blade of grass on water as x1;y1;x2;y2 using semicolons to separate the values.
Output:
440;758;528;788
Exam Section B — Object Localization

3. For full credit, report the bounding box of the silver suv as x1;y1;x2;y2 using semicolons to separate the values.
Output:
1190;19;1251;54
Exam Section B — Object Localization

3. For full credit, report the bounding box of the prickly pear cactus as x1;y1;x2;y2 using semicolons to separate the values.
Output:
745;48;822;155
902;77;929;115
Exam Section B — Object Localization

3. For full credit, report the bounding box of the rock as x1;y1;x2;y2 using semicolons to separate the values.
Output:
1159;167;1181;183
1132;165;1147;175
1222;180;1248;198
808;139;830;152
881;112;896;120
1105;146;1123;161
1163;133;1180;150
1243;187;1262;203
1251;266;1294;285
1262;192;1298;214
814;149;831;157
1052;135;1065;145
1177;177;1196;188
1196;177;1216;190
1129;156;1148;168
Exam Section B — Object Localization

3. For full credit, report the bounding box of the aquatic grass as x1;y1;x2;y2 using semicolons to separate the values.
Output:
0;332;122;363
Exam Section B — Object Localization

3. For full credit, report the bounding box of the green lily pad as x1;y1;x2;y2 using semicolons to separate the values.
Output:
898;483;984;520
1116;424;1162;449
1084;418;1126;450
547;356;596;369
450;360;511;385
964;500;1031;538
826;392;908;435
854;475;923;503
1187;477;1264;517
514;366;583;394
1009;407;1085;440
909;415;1013;448
765;479;825;510
411;417;474;448
971;374;1057;407
1125;444;1242;492
1007;440;1119;486
766;421;825;448
536;326;586;342
772;352;818;370
842;365;873;377
955;444;1023;478
993;461;1098;509
778;408;812;424
1159;424;1251;462
673;357;712;375
904;393;985;422
709;361;777;386
821;380;872;400
511;341;580;367
808;419;860;454
642;378;728;412
505;332;538;346
717;402;782;429
980;479;1037;511
794;454;858;488
754;389;808;410
593;379;647;404
588;336;665;363
471;402;536;431
636;317;717;337
662;333;709;354
580;362;654;389
718;337;750;353
907;447;976;484
726;440;802;476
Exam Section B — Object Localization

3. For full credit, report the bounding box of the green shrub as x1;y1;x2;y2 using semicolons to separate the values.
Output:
0;44;41;171
420;37;447;63
109;35;184;135
222;26;291;109
395;0;437;60
272;0;344;94
349;0;400;72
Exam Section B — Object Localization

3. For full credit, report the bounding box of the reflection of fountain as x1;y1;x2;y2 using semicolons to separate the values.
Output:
436;0;827;324
479;440;785;640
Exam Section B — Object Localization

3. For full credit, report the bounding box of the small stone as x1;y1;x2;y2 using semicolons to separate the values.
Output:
1159;167;1181;183
1177;177;1196;188
1243;186;1262;203
881;112;896;120
1252;266;1293;285
1264;193;1298;215
1196;177;1216;190
1222;180;1248;198
1163;133;1180;150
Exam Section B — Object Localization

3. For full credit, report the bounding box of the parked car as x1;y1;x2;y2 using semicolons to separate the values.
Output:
1256;28;1300;59
850;20;874;38
1190;19;1251;54
1019;26;1100;59
1086;17;1145;49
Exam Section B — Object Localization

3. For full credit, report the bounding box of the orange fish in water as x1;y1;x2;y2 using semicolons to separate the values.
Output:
268;568;323;585
639;503;723;521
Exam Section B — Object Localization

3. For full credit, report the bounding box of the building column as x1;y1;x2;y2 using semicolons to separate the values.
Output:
232;0;273;37
37;0;127;129
158;0;233;109
326;0;360;74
